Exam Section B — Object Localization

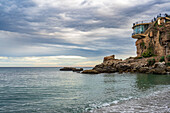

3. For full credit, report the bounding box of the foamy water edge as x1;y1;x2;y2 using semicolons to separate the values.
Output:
87;88;170;113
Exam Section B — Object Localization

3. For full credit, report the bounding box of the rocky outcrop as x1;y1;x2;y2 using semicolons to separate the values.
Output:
60;67;76;71
60;67;83;72
83;55;170;75
81;70;99;74
73;68;83;72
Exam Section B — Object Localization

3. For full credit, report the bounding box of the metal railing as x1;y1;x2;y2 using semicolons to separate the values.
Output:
133;13;169;26
133;20;151;26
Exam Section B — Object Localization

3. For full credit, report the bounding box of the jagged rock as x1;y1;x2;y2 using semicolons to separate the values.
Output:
103;55;122;63
131;69;137;73
81;70;99;74
154;62;166;69
166;67;170;72
60;67;76;71
147;69;155;74
94;67;117;73
138;67;150;73
153;68;167;74
103;55;115;62
116;63;132;72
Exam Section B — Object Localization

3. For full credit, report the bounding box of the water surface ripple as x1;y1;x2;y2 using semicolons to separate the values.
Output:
0;67;169;113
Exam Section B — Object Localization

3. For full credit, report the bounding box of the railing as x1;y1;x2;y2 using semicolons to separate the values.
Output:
133;20;151;26
133;13;169;26
157;13;169;18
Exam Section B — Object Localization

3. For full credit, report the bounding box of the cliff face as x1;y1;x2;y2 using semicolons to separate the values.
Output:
136;20;170;57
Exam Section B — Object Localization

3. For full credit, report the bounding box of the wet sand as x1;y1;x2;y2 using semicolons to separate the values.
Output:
90;89;170;113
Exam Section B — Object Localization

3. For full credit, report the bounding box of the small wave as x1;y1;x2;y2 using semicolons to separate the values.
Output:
85;96;134;112
89;88;170;113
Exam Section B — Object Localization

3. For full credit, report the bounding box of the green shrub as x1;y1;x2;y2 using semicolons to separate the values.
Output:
154;22;158;26
142;43;155;58
166;63;170;66
147;59;155;66
142;49;154;57
159;25;163;28
134;57;142;59
159;56;165;62
166;55;170;61
140;41;145;49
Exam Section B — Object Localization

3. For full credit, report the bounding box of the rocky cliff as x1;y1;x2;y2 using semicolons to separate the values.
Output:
136;18;170;57
82;15;170;75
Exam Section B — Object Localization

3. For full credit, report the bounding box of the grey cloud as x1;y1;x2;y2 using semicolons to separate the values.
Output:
0;0;169;60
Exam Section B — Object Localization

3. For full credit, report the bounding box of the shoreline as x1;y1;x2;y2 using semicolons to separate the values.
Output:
89;88;170;113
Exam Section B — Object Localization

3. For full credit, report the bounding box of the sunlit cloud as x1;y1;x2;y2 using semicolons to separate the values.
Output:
0;56;88;67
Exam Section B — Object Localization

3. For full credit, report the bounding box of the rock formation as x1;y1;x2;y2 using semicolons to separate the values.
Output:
82;55;170;74
60;67;83;72
82;14;170;75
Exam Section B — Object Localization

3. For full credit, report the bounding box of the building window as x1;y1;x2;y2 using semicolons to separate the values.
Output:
133;25;148;35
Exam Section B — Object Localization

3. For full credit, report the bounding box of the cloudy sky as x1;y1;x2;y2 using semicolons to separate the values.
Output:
0;0;170;67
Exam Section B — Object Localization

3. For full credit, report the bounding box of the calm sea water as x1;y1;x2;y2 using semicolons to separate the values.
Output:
0;67;169;113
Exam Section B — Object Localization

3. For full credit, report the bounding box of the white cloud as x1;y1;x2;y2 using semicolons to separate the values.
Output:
37;27;131;45
58;13;74;21
84;20;102;24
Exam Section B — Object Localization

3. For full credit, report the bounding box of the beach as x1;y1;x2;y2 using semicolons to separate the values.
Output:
91;89;170;113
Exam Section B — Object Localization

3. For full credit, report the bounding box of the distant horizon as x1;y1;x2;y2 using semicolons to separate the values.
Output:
0;66;94;68
0;0;170;67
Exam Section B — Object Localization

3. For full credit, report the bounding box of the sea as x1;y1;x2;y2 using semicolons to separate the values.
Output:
0;67;169;113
